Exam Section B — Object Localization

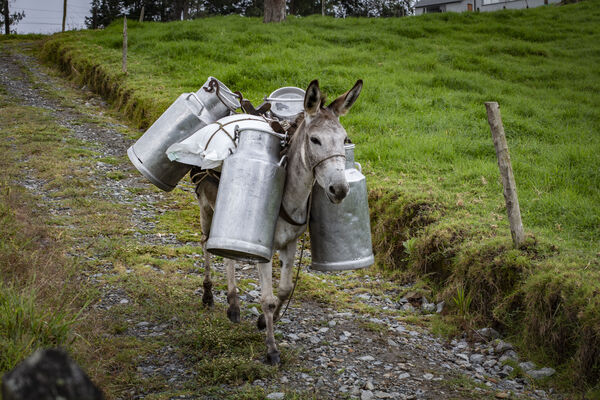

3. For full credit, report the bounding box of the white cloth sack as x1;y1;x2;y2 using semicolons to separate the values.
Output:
166;114;272;170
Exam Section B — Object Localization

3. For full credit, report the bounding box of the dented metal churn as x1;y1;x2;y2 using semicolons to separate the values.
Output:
206;122;287;263
309;144;374;271
127;77;240;191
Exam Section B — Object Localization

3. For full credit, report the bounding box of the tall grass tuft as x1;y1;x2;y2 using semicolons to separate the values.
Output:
0;284;80;372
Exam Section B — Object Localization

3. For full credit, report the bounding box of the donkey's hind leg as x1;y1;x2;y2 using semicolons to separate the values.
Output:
200;206;214;308
257;260;280;365
225;259;240;323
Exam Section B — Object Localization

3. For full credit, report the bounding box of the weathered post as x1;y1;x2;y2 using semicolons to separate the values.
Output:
485;101;525;248
122;16;127;73
4;0;10;35
62;0;67;32
139;5;144;22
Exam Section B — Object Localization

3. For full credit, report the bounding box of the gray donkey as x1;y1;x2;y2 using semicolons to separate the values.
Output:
193;79;362;364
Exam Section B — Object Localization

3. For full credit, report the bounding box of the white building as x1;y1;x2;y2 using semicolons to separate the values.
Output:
414;0;560;15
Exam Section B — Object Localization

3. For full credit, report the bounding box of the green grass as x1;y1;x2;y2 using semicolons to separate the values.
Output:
40;2;600;251
34;2;600;394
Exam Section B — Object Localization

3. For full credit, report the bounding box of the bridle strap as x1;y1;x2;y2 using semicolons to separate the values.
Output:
310;153;345;172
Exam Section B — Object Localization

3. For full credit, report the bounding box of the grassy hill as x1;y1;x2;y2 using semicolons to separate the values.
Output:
40;0;600;393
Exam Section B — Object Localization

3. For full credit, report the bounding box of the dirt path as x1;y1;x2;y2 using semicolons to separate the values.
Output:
0;42;556;400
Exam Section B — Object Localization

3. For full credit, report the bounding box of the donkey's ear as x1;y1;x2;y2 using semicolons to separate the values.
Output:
304;79;322;116
328;79;363;117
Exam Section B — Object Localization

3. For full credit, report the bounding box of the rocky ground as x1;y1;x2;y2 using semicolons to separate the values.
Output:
0;42;560;400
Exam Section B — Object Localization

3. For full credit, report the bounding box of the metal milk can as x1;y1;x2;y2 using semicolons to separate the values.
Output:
309;144;374;271
206;126;286;263
127;77;240;191
265;87;305;121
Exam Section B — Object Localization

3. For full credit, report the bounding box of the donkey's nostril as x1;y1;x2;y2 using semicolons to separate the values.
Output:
329;185;336;195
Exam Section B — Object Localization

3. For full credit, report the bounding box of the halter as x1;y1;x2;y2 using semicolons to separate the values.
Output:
279;144;346;226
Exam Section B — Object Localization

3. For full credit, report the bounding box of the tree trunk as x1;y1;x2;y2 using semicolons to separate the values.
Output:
183;0;189;19
62;0;67;32
263;0;285;22
4;0;10;35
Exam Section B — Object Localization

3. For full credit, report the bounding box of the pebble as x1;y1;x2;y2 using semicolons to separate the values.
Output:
528;367;556;379
470;354;485;364
518;361;535;371
477;327;501;340
359;355;375;362
436;301;445;313
499;350;519;363
495;341;514;353
423;373;433;380
266;393;285;400
361;390;374;400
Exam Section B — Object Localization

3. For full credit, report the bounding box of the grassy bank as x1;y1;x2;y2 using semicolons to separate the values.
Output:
37;1;600;394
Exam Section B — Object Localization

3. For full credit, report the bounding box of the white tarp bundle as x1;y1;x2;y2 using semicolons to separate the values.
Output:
165;114;273;170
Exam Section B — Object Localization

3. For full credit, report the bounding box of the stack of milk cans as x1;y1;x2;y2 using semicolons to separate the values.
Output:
127;77;374;271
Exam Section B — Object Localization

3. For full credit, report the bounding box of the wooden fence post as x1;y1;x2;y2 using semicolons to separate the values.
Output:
139;6;144;22
485;101;525;248
122;16;127;74
62;0;67;32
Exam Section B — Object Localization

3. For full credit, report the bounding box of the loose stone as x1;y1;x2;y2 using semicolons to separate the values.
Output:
528;367;556;379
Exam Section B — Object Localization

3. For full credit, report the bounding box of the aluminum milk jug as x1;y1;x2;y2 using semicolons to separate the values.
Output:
206;125;286;263
309;144;374;271
127;77;240;191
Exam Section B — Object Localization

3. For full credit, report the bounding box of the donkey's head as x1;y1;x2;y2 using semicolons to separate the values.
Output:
301;79;362;204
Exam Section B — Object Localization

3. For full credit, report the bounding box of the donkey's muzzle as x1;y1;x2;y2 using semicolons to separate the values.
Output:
328;182;349;203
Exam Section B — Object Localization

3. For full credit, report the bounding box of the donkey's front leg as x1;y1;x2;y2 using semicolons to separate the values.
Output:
225;259;240;323
257;260;280;365
273;240;298;319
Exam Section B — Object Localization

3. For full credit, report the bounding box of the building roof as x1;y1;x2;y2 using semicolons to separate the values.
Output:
414;0;463;7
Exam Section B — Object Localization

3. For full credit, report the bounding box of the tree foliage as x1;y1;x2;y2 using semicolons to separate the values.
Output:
85;0;411;29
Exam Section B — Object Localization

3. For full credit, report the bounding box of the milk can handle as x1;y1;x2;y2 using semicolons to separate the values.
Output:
354;162;362;172
279;155;288;168
264;96;305;102
186;92;205;117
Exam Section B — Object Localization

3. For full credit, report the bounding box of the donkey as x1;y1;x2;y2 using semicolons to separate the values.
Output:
193;79;363;364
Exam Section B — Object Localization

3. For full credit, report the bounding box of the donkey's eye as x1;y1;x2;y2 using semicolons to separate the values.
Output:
310;137;321;146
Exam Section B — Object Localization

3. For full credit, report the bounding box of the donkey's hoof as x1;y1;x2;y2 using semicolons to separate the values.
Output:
256;314;266;331
202;292;214;308
227;305;240;323
266;350;280;366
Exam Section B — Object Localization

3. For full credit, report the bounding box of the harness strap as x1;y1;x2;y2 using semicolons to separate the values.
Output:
279;196;309;226
190;169;221;196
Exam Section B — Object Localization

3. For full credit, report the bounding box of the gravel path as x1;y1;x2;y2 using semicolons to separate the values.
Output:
0;42;559;400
